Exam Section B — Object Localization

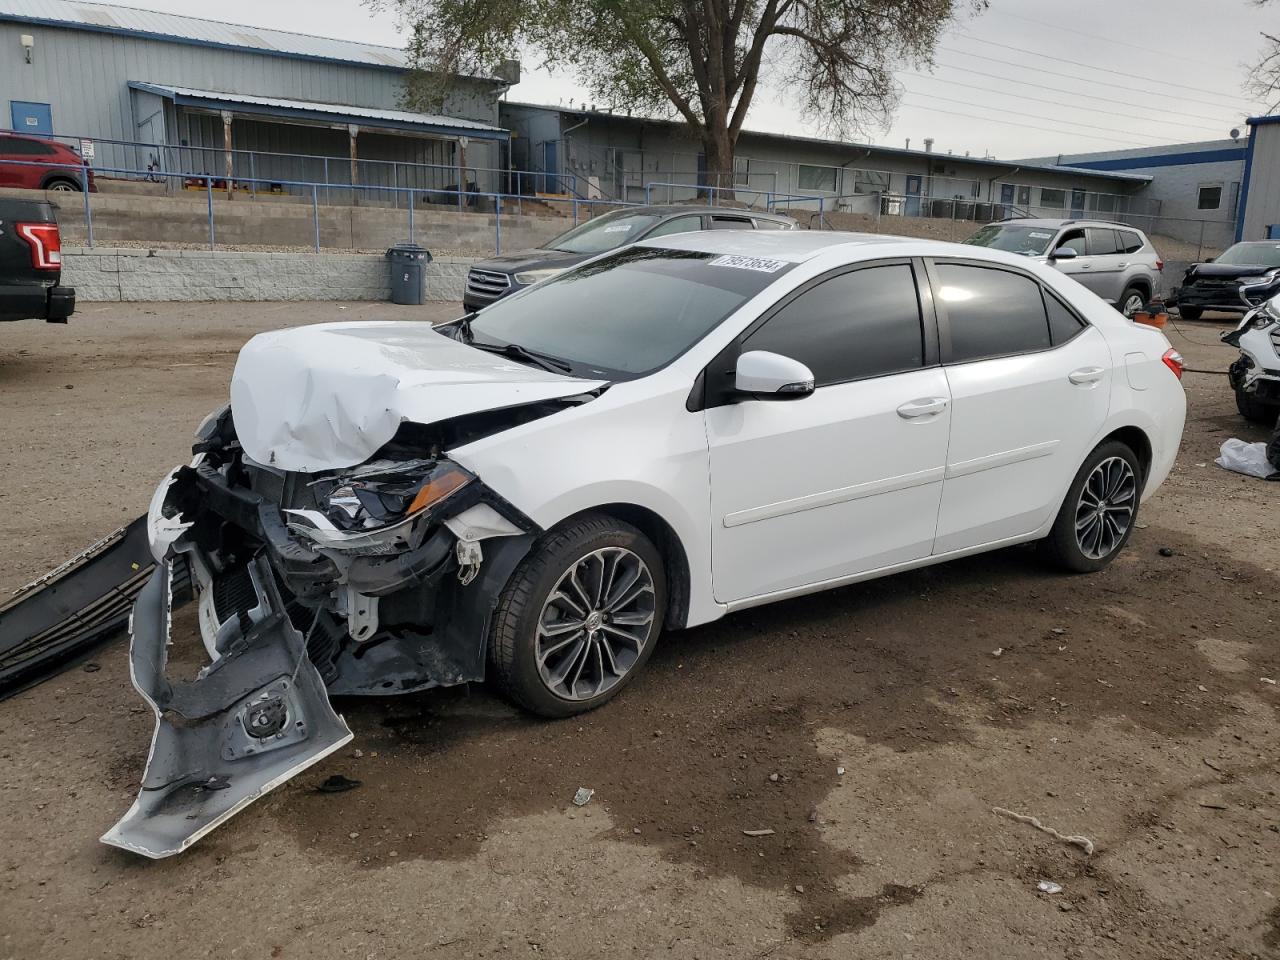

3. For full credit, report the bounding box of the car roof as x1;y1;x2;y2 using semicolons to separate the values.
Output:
609;204;793;223
635;229;913;262
993;217;1145;233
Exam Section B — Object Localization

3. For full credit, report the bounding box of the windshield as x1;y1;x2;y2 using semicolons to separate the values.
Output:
547;210;666;255
463;247;793;377
963;224;1058;257
1215;243;1280;268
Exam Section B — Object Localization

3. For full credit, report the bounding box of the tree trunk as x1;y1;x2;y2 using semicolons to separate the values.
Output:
702;127;735;203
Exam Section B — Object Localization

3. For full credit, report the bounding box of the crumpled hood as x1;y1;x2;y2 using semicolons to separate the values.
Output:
230;321;605;472
1184;262;1278;283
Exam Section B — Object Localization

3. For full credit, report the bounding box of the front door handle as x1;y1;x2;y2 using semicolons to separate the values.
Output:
897;397;949;419
1069;366;1105;385
1116;262;1128;268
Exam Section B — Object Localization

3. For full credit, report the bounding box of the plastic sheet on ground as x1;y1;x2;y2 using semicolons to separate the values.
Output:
1215;438;1280;481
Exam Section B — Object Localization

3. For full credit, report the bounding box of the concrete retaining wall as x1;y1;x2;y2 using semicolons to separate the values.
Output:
63;248;476;303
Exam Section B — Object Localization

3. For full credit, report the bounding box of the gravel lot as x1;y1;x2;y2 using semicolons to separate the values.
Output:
0;302;1277;960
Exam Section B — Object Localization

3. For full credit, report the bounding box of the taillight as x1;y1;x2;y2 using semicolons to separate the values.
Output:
16;222;62;270
1162;348;1184;380
1155;260;1164;272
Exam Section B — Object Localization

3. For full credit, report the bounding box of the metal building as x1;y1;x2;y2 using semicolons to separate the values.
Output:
0;0;512;195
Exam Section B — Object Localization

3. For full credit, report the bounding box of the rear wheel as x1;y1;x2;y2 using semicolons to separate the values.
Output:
1119;286;1147;318
487;513;666;718
1041;440;1142;573
1178;305;1203;321
1268;414;1280;471
44;178;81;192
1234;386;1280;425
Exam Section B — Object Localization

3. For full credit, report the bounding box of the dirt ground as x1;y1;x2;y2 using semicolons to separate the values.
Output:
0;302;1276;960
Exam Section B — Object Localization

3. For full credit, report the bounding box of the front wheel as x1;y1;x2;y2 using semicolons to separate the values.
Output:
1234;386;1280;425
44;178;81;192
1178;305;1204;321
487;513;666;718
1041;441;1142;573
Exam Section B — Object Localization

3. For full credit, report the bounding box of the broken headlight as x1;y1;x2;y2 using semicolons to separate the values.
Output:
321;460;473;532
284;460;474;555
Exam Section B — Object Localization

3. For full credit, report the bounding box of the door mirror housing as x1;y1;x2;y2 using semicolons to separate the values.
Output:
1050;246;1079;261
735;350;815;399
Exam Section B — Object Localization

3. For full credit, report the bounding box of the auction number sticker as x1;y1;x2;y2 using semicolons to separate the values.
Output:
603;223;634;233
708;254;787;273
1027;231;1053;239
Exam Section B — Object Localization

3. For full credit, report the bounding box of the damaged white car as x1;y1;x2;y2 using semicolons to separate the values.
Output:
104;231;1186;857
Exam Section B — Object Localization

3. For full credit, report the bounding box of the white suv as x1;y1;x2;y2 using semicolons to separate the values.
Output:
965;219;1164;317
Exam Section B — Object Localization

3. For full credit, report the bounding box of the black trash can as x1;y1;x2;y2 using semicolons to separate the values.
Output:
386;243;432;305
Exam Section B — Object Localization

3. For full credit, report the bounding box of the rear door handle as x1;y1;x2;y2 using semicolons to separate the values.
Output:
1069;366;1105;385
1116;262;1128;268
897;397;949;419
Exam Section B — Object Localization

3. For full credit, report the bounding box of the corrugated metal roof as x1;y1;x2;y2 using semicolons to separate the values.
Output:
0;0;429;72
129;82;508;139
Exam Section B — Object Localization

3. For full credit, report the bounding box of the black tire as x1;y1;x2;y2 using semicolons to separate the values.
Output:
1041;440;1143;574
1268;412;1280;471
43;177;82;192
1178;305;1204;321
487;512;666;718
1234;386;1280;425
1118;285;1148;318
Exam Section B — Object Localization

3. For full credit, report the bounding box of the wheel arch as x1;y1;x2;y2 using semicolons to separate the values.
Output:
558;503;693;630
1100;424;1153;480
40;173;81;190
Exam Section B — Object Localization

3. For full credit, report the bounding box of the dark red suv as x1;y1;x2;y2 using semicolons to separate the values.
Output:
0;134;96;193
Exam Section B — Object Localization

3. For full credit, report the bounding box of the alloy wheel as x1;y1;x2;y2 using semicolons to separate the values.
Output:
1122;293;1145;318
46;182;77;192
534;546;657;701
1075;456;1137;560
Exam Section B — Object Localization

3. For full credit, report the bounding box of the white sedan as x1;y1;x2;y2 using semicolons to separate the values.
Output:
109;230;1186;857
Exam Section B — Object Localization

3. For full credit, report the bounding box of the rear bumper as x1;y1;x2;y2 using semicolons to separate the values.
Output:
0;284;74;323
46;285;74;322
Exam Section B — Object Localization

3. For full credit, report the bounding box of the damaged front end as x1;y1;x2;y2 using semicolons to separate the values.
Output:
103;406;540;858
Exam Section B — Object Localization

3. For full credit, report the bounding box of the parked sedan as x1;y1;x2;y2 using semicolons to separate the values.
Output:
110;231;1185;858
0;134;96;192
463;204;796;312
1172;241;1280;320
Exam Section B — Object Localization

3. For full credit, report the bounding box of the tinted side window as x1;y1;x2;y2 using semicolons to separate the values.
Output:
1118;231;1144;254
1045;291;1086;345
709;216;753;230
645;215;704;239
1087;228;1119;256
1055;229;1086;255
744;264;924;387
936;264;1050;362
753;218;788;230
1;138;54;156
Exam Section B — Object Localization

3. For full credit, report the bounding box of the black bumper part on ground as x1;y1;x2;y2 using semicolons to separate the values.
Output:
101;556;353;859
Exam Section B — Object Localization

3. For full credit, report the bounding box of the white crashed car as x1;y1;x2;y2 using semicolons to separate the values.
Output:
106;230;1186;857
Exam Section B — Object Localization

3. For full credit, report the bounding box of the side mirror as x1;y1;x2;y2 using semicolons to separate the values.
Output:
1050;246;1078;260
735;350;815;399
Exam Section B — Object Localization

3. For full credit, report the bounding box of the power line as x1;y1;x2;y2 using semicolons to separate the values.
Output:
904;71;1235;133
924;59;1250;126
984;8;1218;66
901;88;1176;143
949;34;1252;102
936;47;1252;113
898;99;1170;149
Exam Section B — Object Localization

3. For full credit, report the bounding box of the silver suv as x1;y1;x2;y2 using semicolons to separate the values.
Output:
964;219;1163;317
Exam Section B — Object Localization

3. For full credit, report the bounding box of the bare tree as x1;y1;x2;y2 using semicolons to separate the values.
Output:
1248;0;1280;108
376;0;985;193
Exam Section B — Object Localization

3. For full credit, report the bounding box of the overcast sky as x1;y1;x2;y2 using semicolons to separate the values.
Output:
138;0;1271;158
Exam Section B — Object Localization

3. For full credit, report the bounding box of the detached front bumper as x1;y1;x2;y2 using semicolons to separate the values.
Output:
101;556;352;859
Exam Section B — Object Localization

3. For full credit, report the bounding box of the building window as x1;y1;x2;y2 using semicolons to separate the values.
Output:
1016;185;1031;207
733;156;751;187
851;169;890;194
797;164;837;193
1040;188;1066;209
1198;184;1223;210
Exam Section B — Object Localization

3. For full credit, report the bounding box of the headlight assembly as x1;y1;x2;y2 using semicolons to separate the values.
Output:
513;267;567;285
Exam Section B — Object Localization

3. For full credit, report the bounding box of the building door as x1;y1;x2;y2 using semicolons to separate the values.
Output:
1070;188;1086;218
906;175;922;217
542;140;558;193
999;182;1016;218
10;101;53;135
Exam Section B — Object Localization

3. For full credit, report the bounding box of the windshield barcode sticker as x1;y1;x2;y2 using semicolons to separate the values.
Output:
709;255;787;273
603;224;634;233
1028;231;1053;239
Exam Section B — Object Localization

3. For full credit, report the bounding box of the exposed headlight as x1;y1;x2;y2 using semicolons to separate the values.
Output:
285;460;474;554
513;267;567;285
1238;276;1275;286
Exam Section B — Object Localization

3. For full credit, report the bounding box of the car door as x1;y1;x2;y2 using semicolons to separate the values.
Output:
1084;227;1126;303
927;260;1112;554
704;259;951;602
1049;228;1106;300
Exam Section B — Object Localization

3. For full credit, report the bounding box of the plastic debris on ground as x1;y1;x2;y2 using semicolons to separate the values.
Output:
572;787;594;807
1037;881;1064;894
1215;439;1280;480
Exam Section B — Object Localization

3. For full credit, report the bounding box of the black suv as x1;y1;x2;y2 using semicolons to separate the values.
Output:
1173;241;1280;320
463;205;796;312
0;197;75;323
